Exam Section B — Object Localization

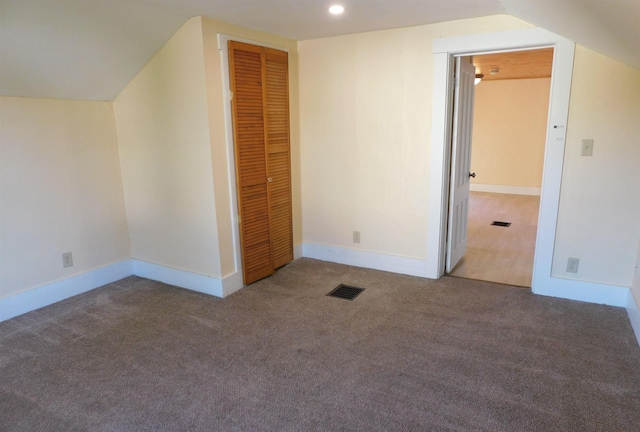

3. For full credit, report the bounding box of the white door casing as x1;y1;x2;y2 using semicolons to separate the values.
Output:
428;29;573;284
446;57;476;272
426;28;621;305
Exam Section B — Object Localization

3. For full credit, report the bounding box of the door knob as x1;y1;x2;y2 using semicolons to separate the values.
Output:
469;172;476;178
268;177;273;183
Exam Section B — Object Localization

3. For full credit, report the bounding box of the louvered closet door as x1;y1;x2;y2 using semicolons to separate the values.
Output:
264;49;293;269
229;41;293;284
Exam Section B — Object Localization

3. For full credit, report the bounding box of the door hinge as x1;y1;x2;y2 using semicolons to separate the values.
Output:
228;91;234;101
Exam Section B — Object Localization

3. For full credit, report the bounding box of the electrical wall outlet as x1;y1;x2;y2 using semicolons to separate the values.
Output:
566;257;579;273
581;139;594;156
62;252;73;268
353;230;361;244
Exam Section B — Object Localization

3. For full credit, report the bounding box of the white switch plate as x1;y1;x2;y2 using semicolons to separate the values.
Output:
581;139;594;156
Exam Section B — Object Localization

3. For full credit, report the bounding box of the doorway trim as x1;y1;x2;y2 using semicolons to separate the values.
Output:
217;33;291;288
427;28;629;307
427;27;574;280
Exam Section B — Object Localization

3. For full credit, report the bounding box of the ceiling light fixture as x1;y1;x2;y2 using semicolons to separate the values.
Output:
329;5;345;15
475;74;484;85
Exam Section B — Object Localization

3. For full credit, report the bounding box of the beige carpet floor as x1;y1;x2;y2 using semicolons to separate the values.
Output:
1;258;639;431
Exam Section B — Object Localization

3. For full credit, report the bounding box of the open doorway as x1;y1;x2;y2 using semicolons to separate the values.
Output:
448;49;553;287
427;28;575;299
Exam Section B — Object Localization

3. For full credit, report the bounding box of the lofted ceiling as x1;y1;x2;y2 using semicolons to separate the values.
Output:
0;0;638;101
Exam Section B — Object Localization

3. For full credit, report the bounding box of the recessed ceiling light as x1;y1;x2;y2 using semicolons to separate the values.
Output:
329;5;345;15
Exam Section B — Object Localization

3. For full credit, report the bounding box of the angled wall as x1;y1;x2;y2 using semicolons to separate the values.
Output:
114;17;299;293
1;15;301;320
114;18;221;280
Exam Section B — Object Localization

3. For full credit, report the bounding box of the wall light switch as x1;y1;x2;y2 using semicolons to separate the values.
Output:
581;139;594;156
353;231;361;244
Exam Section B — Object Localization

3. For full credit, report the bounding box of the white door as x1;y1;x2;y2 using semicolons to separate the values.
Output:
446;57;476;272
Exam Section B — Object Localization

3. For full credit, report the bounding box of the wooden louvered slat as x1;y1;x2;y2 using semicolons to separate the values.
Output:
229;41;293;284
229;41;273;284
265;49;293;269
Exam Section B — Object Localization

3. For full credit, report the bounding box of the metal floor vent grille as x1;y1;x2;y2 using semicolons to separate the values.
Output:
491;221;511;227
327;284;365;301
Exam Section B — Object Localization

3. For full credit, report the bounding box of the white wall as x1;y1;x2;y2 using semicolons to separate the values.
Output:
0;96;130;299
552;46;640;286
471;78;550;191
299;18;640;292
3;11;637;323
1;15;300;316
114;17;299;284
299;16;533;261
114;17;221;278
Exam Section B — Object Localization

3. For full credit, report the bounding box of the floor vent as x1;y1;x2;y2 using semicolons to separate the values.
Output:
491;221;511;227
327;284;365;301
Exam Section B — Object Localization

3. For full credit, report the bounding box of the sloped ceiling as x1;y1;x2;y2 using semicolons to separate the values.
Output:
1;0;638;101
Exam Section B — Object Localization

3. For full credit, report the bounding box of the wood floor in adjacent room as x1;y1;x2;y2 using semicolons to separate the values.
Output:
449;191;540;287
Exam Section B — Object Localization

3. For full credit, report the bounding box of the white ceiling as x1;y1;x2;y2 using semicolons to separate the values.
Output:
1;0;638;101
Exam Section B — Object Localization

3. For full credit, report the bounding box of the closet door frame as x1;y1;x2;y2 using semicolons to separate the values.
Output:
218;34;292;285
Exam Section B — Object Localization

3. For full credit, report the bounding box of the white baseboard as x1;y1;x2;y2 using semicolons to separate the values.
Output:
626;290;640;347
294;243;303;260
221;270;244;297
0;259;247;323
532;276;630;307
4;252;638;348
302;242;429;278
132;259;242;298
470;184;541;196
0;260;133;322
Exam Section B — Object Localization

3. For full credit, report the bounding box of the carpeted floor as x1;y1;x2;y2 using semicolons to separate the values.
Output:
1;258;639;431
